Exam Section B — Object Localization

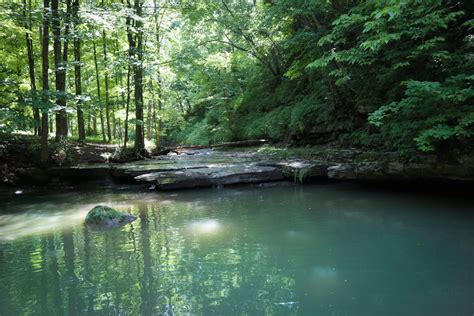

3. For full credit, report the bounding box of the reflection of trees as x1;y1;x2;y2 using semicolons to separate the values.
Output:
39;238;49;314
139;204;155;315
83;226;94;314
8;186;465;315
47;235;64;316
0;244;16;314
0;195;300;315
63;230;79;316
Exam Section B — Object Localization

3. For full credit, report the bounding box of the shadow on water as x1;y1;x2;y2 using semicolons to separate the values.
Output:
0;182;472;315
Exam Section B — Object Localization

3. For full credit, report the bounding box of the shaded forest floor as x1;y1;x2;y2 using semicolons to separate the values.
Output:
0;134;116;167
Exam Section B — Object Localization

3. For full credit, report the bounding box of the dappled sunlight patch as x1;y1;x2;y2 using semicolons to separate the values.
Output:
186;219;221;236
100;152;112;161
0;204;97;241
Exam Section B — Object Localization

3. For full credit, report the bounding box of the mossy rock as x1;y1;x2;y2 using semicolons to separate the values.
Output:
85;205;136;227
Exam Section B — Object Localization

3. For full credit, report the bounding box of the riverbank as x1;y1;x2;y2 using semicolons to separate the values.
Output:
2;141;473;190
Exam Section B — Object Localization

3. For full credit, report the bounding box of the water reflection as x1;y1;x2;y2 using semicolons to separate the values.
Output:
0;207;89;241
0;184;472;315
187;219;221;235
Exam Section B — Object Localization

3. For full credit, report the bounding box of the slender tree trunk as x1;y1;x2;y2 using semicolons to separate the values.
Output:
52;0;70;138
24;0;40;136
40;0;50;163
49;116;53;133
68;114;74;138
72;0;85;141
62;0;72;136
156;77;162;146
116;41;126;145
153;0;163;146
51;0;61;137
152;94;157;144
146;80;152;141
87;113;91;134
84;66;92;135
102;31;111;142
112;70;119;140
113;38;122;140
125;0;134;149
151;80;161;146
133;0;145;152
92;114;97;135
124;65;131;149
92;36;106;142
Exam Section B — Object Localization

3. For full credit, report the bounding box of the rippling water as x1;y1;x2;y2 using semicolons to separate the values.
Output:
0;183;472;315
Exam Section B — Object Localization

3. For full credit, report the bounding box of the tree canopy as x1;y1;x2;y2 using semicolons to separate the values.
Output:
0;0;472;159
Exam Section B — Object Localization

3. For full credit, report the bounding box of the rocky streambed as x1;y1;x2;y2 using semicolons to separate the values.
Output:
29;147;473;190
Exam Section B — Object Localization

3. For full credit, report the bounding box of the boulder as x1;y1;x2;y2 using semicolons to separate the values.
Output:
85;205;136;227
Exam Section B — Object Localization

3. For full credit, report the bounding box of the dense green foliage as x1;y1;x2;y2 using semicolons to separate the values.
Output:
171;0;474;156
0;0;472;159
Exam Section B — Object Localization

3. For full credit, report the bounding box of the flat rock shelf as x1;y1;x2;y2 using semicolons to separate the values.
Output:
42;148;474;190
135;165;285;190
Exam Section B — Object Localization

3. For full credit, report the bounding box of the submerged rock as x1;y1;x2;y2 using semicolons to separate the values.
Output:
85;205;136;227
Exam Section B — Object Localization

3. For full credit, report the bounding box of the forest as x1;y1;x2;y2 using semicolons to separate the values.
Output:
1;1;474;315
0;0;472;163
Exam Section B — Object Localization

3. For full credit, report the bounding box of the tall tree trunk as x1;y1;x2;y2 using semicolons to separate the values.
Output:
72;0;85;141
146;80;152;141
49;115;53;133
68;114;74;136
153;0;163;146
24;0;40;136
114;38;123;140
133;0;145;152
124;65;131;149
156;77;162;146
102;31;111;142
92;36;106;142
151;79;161;146
87;112;91;134
124;0;134;149
40;0;50;163
52;0;70;138
92;114;97;135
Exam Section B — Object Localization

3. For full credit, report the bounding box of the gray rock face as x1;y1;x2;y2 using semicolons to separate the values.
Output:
327;164;356;179
85;205;136;227
36;147;474;190
135;165;284;190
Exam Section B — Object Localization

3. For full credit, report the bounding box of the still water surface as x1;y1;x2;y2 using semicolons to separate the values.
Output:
0;183;472;315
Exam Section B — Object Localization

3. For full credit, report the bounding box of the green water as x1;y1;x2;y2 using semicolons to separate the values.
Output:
0;183;472;316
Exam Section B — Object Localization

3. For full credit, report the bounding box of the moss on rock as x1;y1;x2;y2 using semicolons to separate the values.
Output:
85;205;136;226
